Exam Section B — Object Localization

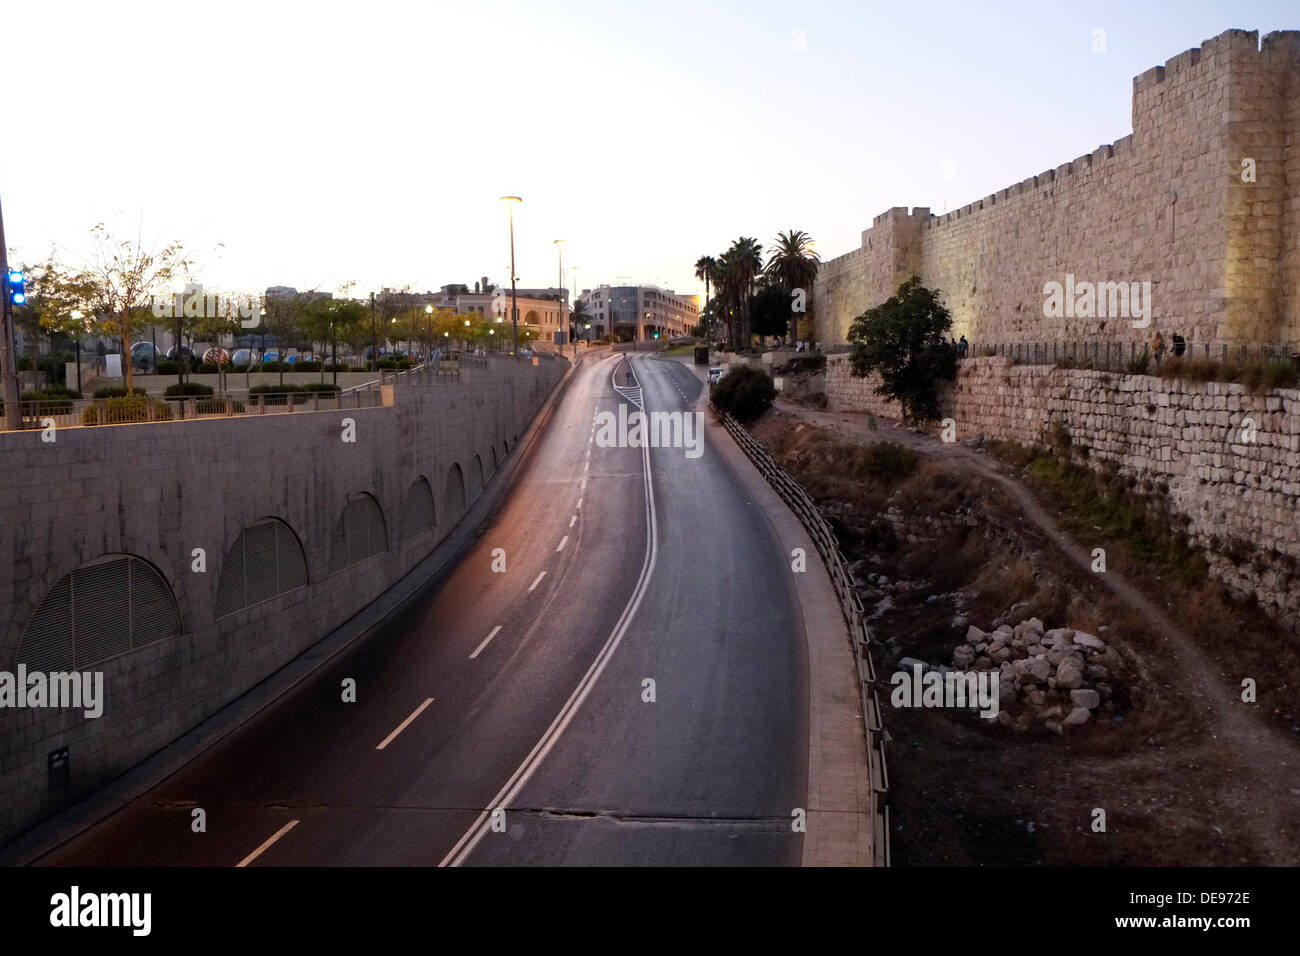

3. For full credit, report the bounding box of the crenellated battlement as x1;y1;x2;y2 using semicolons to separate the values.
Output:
814;27;1300;349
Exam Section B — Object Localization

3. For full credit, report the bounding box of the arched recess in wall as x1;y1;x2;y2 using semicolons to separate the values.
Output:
214;517;308;618
444;463;466;515
16;554;180;671
470;455;485;499
327;493;389;575
400;476;436;543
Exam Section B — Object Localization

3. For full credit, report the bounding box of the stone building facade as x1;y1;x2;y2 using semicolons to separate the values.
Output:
815;29;1300;351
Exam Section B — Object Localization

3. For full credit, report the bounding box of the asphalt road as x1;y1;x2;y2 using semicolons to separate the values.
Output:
38;350;808;866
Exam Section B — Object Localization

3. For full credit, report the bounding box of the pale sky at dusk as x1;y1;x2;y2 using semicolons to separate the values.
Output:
2;0;1295;302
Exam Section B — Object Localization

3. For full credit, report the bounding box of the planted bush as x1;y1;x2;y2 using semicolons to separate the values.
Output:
710;365;777;422
249;383;310;405
163;382;215;398
93;385;148;398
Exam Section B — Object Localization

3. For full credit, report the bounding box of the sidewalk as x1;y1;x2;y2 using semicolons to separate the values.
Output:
679;361;875;866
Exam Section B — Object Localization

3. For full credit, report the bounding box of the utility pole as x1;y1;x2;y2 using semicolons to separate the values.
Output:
369;291;376;373
0;194;21;431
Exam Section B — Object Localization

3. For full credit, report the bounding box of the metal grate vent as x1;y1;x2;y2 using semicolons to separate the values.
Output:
400;478;436;542
17;555;180;670
215;518;309;618
444;464;466;514
328;494;388;574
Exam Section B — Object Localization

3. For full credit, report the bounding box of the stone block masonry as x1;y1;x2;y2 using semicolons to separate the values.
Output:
0;355;565;846
815;29;1300;350
826;354;1300;629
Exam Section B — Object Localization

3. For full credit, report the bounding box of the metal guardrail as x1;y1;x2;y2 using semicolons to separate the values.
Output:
5;390;393;430
713;405;890;867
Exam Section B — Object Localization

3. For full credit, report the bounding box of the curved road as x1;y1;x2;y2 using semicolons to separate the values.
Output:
38;350;808;866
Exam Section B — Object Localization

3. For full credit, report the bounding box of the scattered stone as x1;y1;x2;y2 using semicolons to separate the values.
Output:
1072;630;1106;651
1064;707;1092;726
1057;660;1084;690
1070;688;1101;710
953;644;976;668
965;625;987;645
898;657;928;673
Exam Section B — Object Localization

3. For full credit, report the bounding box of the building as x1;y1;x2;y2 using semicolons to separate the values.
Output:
814;29;1300;350
433;280;570;345
577;284;699;341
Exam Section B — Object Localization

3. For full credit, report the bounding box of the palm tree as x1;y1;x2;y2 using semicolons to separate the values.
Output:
571;298;592;342
694;255;718;325
721;237;763;349
765;229;821;343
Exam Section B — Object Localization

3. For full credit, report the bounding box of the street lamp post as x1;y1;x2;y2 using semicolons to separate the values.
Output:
554;239;565;357
500;196;522;355
0;194;21;430
369;291;377;374
425;304;434;378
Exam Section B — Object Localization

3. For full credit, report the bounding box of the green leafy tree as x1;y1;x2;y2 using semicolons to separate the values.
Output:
848;276;957;423
749;280;793;338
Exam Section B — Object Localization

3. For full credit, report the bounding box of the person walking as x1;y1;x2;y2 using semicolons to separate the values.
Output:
1152;331;1167;366
957;335;969;358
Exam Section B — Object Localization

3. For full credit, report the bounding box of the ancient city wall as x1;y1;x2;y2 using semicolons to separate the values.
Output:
0;355;566;845
825;354;1300;623
816;29;1300;350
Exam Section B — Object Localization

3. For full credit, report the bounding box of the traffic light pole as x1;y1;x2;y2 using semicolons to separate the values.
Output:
0;195;21;431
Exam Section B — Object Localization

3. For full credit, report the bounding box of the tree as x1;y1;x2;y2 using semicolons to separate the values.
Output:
258;289;305;386
716;237;762;349
14;258;104;389
749;280;793;339
694;255;718;323
570;298;591;343
87;224;190;392
765;229;820;342
847;276;957;423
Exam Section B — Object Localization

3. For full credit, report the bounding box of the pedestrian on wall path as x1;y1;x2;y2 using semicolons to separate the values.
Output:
1152;331;1167;366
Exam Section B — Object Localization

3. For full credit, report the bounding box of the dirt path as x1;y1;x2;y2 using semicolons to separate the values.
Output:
773;398;1300;864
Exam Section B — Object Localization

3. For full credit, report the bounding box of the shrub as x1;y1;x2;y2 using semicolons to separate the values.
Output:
82;397;174;425
163;382;215;398
300;382;342;394
1126;350;1150;375
195;362;220;374
864;442;918;481
93;385;148;398
710;365;777;422
156;359;182;374
249;383;310;405
17;388;80;415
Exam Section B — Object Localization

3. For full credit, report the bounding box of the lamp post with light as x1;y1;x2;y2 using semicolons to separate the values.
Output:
554;239;566;356
425;304;434;377
499;196;522;355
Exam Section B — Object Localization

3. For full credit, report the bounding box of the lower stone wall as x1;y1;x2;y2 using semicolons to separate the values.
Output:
826;355;1300;624
0;355;566;845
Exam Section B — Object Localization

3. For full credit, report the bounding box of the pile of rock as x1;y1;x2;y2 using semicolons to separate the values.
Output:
955;617;1122;733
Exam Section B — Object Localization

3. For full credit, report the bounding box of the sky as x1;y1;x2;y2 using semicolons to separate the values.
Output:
2;0;1296;302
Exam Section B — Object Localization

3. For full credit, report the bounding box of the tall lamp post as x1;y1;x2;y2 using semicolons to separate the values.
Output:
425;304;434;375
499;196;522;354
553;239;566;356
0;194;21;430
